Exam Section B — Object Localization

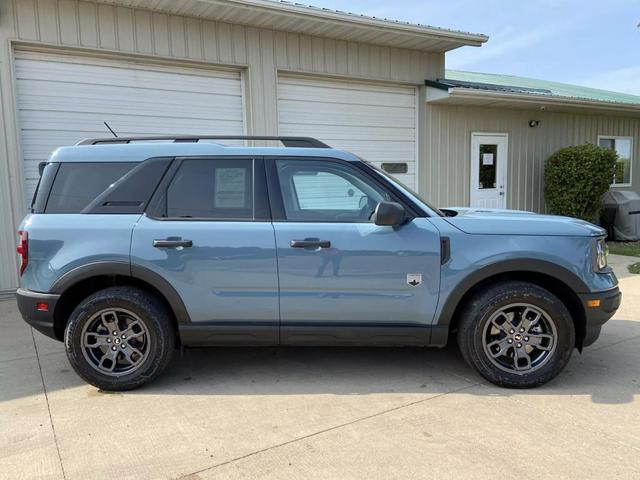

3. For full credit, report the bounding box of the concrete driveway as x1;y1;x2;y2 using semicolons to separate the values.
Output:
2;255;639;480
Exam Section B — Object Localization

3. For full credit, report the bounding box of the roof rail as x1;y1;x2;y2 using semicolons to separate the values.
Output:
76;135;330;148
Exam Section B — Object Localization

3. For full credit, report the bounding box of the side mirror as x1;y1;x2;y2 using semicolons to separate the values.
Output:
373;201;406;226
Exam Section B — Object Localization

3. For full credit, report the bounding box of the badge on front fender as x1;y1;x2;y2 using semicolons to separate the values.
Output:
407;274;422;287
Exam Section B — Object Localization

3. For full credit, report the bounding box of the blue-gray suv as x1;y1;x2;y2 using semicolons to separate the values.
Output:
16;135;621;390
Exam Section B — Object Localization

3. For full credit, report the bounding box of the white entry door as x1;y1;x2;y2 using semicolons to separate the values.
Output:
470;133;508;208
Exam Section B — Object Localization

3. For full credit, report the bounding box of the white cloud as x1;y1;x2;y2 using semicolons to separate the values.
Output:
578;66;640;96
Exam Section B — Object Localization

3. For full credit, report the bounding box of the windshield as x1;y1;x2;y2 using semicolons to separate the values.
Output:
363;161;444;217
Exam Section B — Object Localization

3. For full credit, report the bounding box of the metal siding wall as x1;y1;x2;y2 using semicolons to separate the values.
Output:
0;0;20;293
0;0;442;290
425;104;640;212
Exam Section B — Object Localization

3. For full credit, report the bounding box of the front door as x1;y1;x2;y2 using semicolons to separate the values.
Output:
470;133;508;208
268;157;442;345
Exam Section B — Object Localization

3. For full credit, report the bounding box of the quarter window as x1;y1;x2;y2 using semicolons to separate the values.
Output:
276;160;388;222
598;136;633;186
45;162;136;213
165;159;253;219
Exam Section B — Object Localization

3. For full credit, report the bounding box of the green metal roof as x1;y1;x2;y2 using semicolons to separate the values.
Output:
444;70;640;106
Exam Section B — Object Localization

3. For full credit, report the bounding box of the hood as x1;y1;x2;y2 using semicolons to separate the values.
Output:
441;207;605;237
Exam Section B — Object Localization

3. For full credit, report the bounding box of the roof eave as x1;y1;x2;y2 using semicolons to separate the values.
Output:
235;0;489;45
427;86;640;115
96;0;488;51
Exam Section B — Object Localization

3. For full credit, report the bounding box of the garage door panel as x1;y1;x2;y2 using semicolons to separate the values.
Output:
278;124;416;141
18;121;246;157
278;84;416;108
19;115;245;138
18;97;245;124
15;58;241;95
15;51;245;206
16;79;243;105
17;88;243;121
279;112;414;129
323;143;415;163
278;75;417;191
279;76;415;95
279;103;415;128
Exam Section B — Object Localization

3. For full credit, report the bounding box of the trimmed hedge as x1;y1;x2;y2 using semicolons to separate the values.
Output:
544;144;617;223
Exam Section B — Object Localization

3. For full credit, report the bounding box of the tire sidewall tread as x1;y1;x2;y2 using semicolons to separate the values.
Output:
64;286;175;391
457;281;575;388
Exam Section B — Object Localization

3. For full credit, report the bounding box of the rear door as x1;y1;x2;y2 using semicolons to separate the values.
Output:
131;157;279;345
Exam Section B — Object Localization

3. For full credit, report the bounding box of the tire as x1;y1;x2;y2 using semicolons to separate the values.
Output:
457;281;575;388
64;286;175;391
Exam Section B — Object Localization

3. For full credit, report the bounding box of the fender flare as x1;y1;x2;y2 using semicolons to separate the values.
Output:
50;261;191;324
436;258;589;329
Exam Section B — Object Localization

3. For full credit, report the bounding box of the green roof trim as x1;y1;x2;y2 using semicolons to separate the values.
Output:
444;70;640;106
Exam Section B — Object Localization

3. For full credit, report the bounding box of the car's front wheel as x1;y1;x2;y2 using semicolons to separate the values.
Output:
457;281;575;388
64;286;175;391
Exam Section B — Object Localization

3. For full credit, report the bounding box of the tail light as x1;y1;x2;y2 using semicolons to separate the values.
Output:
16;230;28;275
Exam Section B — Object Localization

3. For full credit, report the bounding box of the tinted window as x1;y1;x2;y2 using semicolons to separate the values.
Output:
276;160;387;222
83;158;172;214
46;162;136;213
31;163;59;213
165;159;253;219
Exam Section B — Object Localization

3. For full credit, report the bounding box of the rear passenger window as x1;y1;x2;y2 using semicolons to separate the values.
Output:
165;159;253;219
46;162;136;213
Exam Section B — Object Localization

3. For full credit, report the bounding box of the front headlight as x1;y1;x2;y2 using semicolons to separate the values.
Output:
594;238;608;271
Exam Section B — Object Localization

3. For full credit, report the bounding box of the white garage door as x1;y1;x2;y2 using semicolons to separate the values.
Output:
277;75;418;191
14;51;245;206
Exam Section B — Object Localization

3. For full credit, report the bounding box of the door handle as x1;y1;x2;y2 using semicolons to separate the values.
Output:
153;239;193;248
290;239;331;249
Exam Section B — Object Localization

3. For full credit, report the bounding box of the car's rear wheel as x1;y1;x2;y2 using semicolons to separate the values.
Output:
457;281;575;388
64;287;175;391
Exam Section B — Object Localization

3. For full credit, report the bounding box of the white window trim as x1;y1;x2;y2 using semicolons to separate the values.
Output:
598;135;633;187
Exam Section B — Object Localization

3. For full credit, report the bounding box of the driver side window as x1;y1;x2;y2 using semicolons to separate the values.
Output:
276;159;388;222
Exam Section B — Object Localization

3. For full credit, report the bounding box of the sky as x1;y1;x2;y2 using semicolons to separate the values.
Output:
299;0;640;96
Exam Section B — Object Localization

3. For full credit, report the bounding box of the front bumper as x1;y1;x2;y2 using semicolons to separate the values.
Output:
578;286;621;347
16;288;61;340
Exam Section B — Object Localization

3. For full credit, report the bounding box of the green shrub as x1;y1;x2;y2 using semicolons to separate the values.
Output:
544;144;617;223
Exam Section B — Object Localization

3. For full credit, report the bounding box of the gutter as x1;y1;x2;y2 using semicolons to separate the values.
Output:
426;82;640;113
190;0;489;46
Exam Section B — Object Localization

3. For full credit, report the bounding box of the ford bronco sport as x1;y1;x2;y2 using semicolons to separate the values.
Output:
17;135;621;390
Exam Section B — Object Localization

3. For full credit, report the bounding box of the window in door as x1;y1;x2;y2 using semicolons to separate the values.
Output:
598;136;633;186
275;160;388;222
164;159;253;219
478;144;498;189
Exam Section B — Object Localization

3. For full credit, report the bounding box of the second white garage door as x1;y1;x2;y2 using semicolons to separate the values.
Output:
277;75;418;191
14;51;245;206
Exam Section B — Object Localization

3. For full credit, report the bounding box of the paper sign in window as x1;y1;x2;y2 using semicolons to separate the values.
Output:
214;168;246;208
482;153;494;166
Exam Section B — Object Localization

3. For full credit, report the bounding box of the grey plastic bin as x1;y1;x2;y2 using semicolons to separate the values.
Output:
602;190;640;241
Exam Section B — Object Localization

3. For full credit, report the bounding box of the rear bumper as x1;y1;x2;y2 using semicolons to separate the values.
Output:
16;288;61;340
578;286;621;347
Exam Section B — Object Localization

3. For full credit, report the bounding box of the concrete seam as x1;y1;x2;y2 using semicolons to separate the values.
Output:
176;381;479;479
0;349;65;365
30;328;67;480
